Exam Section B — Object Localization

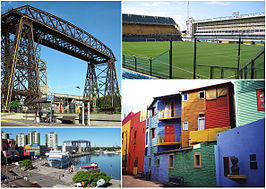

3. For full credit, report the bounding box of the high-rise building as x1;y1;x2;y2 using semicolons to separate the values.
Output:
1;132;10;139
28;131;40;145
45;132;58;150
16;133;27;147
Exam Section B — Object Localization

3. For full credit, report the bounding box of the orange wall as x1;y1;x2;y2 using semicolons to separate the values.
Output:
182;91;206;147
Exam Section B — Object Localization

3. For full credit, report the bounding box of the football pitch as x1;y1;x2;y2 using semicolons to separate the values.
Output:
122;41;264;79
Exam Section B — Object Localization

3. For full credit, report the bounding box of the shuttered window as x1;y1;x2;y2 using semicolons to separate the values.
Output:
257;89;265;111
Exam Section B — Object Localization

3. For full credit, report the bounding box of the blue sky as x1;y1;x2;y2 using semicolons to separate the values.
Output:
1;128;121;147
123;1;265;30
1;1;121;96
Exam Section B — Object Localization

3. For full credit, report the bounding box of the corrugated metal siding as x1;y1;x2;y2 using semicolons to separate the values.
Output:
150;101;158;153
182;91;206;147
205;96;230;129
234;80;265;127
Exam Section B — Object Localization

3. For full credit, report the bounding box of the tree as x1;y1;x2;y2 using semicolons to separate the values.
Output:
72;171;91;186
20;159;33;169
7;101;20;112
89;172;112;187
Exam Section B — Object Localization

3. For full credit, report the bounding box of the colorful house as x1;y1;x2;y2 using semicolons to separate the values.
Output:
215;80;265;187
180;82;235;147
122;112;135;173
144;93;182;183
166;82;236;186
127;111;146;175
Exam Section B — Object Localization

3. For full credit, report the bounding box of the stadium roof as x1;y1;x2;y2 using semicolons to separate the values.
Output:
195;12;265;23
123;13;177;26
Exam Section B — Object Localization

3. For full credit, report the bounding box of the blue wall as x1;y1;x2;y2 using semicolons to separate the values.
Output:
215;118;265;187
157;98;182;153
151;153;169;183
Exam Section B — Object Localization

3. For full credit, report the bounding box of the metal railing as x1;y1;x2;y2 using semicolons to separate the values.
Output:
158;135;181;144
122;50;170;79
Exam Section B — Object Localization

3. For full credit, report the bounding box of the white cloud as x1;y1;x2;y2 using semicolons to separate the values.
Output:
205;1;231;6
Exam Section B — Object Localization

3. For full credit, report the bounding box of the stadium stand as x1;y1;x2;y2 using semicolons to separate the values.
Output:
122;14;182;41
188;13;265;43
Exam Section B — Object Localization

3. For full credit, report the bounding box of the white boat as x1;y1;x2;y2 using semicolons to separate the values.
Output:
46;150;71;169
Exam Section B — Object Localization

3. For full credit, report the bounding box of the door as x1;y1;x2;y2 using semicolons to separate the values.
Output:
198;114;205;130
165;125;175;142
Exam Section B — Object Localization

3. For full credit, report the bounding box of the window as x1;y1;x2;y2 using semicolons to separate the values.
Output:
198;114;205;131
199;91;205;99
250;154;258;169
145;131;149;145
194;152;201;168
223;157;230;176
151;128;155;138
169;153;174;169
134;131;137;144
151;107;155;116
148;158;151;168
183;93;188;101
164;101;175;117
183;122;189;131
156;158;160;167
134;157;138;167
257;89;265;111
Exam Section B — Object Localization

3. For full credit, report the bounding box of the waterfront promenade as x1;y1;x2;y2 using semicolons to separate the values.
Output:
2;159;121;187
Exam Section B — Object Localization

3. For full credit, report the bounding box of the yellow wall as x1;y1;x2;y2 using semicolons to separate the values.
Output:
189;126;230;144
182;91;206;148
122;120;131;156
123;23;179;35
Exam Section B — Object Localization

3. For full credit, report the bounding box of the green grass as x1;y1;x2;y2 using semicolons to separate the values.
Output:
123;41;264;79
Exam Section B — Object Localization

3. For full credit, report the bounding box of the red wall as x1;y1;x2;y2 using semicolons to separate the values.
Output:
205;95;230;129
127;111;146;174
122;112;136;125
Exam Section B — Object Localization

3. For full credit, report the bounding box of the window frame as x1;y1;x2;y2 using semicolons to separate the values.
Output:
168;153;175;169
148;157;151;168
156;158;160;167
198;91;205;99
151;128;155;138
194;152;202;168
183;122;189;131
183;93;188;101
198;114;205;131
257;88;265;111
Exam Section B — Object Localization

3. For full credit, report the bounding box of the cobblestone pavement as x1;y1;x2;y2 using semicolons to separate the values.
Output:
122;175;163;187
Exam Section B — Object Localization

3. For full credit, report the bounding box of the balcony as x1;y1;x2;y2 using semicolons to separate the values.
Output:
157;135;181;146
158;110;181;121
189;126;231;145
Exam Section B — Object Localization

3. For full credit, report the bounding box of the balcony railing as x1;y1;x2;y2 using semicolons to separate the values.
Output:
189;126;231;144
157;135;181;145
158;109;181;120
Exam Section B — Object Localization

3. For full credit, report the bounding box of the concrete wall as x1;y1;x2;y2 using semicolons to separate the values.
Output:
168;142;217;187
215;118;265;187
234;80;265;127
151;153;169;183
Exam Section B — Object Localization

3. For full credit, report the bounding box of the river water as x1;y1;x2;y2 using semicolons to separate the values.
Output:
71;153;121;180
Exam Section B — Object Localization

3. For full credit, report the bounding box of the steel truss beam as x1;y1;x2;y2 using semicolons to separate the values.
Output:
2;6;120;111
2;18;40;110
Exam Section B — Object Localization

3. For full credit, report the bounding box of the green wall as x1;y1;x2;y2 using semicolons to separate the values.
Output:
168;142;216;187
234;80;265;127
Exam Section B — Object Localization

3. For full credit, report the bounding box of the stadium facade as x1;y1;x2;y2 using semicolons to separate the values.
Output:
122;14;182;41
187;13;265;43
